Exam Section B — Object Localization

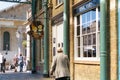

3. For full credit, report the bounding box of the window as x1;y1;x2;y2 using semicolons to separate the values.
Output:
39;0;44;10
74;8;100;60
56;0;63;5
3;31;10;50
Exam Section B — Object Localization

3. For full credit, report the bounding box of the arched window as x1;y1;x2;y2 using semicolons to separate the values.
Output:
3;31;10;50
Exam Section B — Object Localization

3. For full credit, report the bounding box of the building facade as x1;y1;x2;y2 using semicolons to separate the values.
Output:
32;0;118;80
0;4;30;67
50;0;117;80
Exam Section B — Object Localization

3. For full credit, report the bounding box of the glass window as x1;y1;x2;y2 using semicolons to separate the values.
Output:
56;0;63;5
3;31;10;50
77;16;80;25
39;0;44;10
74;7;100;59
77;26;80;35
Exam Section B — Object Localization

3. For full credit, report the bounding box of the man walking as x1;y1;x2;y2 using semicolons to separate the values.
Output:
18;54;24;72
50;48;70;80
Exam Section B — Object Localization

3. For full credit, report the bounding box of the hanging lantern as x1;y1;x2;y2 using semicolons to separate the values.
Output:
27;21;44;39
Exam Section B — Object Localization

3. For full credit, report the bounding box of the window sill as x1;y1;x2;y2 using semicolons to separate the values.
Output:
74;60;100;65
55;3;63;9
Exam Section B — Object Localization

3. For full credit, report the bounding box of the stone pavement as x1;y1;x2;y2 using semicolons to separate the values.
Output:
0;70;53;80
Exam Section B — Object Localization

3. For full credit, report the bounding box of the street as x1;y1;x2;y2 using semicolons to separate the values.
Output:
0;70;53;80
0;70;42;80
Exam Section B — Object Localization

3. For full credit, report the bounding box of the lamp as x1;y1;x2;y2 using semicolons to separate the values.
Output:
27;21;44;39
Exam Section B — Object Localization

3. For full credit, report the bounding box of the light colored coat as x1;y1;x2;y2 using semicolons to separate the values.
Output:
50;53;70;79
0;54;3;63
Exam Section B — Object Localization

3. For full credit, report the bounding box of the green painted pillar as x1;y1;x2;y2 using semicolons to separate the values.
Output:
43;0;49;77
31;38;36;73
100;0;107;80
31;0;36;20
118;0;120;80
63;0;69;56
31;0;36;74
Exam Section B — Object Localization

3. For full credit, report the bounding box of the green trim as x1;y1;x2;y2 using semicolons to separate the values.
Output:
100;0;107;80
0;0;31;4
63;0;69;56
43;0;49;77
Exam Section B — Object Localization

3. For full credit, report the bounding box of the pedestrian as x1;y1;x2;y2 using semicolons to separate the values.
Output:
18;54;24;72
1;57;6;73
13;54;18;72
0;53;3;72
50;48;70;80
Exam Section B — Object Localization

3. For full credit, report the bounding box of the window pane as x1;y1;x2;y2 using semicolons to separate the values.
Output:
77;37;80;46
56;0;63;5
77;16;80;25
93;34;96;45
83;47;87;57
84;46;96;57
77;26;80;35
88;50;92;57
87;23;90;33
3;32;10;50
87;12;90;22
88;35;91;45
98;20;100;31
98;7;100;20
91;21;96;32
91;9;96;20
98;7;100;31
93;46;96;57
82;14;86;24
82;25;87;34
78;48;80;57
83;36;87;45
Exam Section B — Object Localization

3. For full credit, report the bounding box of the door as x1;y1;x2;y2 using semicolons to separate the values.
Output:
52;23;63;56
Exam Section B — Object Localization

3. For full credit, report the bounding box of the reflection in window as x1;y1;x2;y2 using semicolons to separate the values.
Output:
91;21;96;32
74;7;100;59
88;35;91;45
93;34;96;45
83;36;87;45
83;46;96;57
91;9;96;20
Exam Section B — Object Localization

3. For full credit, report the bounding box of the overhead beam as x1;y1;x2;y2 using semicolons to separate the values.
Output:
0;0;31;4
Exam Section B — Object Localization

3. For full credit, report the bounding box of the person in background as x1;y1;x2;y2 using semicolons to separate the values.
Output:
1;57;6;73
13;54;18;72
18;54;24;72
0;53;3;72
50;48;70;80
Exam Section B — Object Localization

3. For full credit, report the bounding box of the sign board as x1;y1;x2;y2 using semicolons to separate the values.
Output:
0;21;15;27
73;0;99;15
